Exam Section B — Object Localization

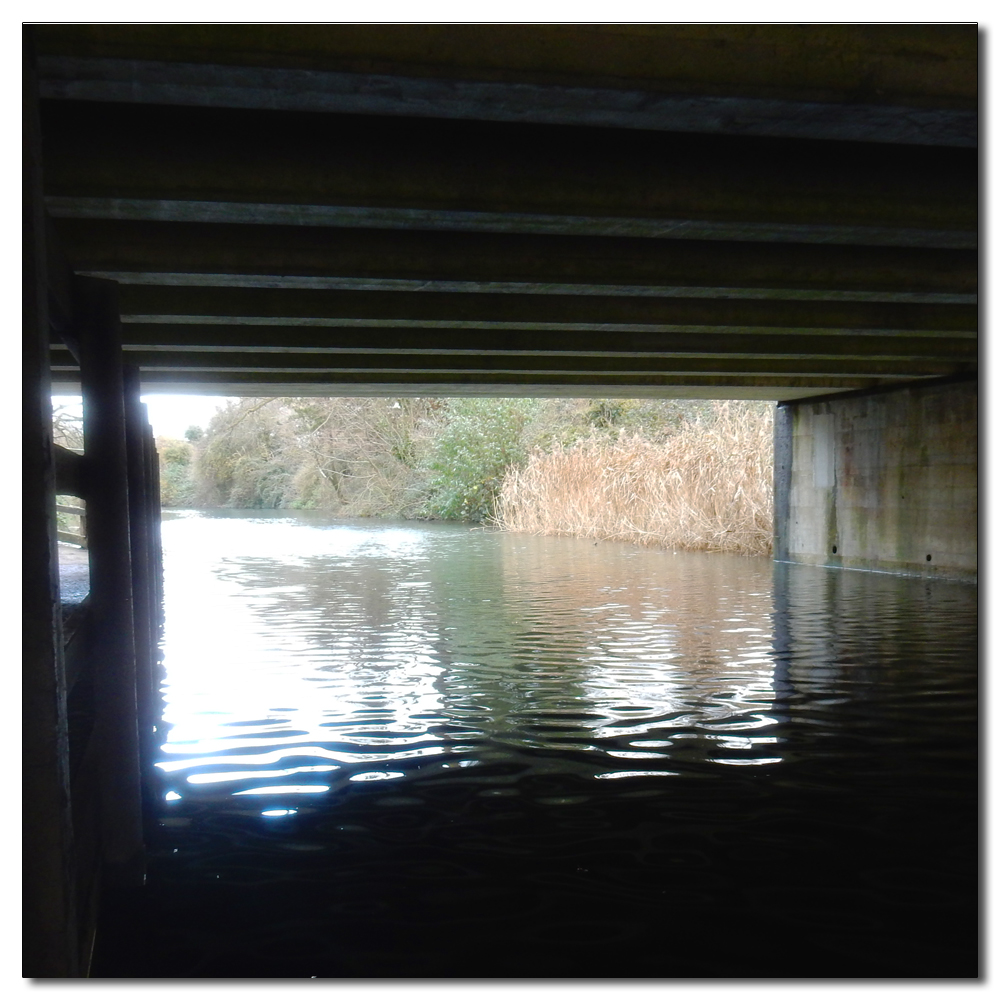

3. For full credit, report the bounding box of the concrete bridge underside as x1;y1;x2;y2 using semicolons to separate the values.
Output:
24;25;977;977
38;24;976;400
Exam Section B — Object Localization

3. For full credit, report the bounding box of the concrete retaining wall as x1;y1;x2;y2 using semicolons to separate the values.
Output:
774;377;977;582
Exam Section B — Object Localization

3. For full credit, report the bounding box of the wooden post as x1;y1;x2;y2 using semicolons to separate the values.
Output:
123;367;159;816
75;275;145;886
23;26;80;978
143;422;165;708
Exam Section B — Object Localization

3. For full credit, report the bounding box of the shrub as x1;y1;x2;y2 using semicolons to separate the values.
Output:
424;398;539;522
156;437;197;507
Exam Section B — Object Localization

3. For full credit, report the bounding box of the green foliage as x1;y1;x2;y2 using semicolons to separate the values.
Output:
160;462;196;508
162;394;769;524
156;437;197;507
162;441;192;466
584;398;631;428
423;398;539;522
391;438;417;468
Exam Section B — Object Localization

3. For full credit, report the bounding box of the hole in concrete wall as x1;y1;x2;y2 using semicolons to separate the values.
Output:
832;545;837;554
926;554;932;562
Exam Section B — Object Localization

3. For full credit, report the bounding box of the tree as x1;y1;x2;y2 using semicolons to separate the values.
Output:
51;400;84;451
192;399;295;508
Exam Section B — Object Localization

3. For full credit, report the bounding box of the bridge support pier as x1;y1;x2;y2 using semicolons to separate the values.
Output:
24;33;79;978
773;377;977;582
76;276;146;885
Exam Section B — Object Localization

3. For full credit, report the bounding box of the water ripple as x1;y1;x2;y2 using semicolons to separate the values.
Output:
156;514;976;808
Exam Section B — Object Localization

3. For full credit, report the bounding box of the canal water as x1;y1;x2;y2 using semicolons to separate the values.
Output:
96;511;978;978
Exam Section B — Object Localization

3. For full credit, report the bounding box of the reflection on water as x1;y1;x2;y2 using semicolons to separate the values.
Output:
158;513;792;803
138;510;977;977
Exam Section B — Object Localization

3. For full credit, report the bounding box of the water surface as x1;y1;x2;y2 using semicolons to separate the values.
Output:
125;511;977;977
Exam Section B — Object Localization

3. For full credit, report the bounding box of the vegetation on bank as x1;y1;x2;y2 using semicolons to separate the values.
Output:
496;402;773;556
150;396;774;555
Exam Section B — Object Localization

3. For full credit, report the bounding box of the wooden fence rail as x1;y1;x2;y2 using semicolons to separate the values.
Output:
56;502;87;548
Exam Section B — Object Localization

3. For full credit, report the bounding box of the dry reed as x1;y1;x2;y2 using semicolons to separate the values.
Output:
496;401;773;556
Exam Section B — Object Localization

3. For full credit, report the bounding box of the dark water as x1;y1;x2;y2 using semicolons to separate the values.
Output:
97;511;978;978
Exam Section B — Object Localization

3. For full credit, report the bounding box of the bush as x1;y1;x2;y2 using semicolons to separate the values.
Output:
424;398;539;522
156;437;197;507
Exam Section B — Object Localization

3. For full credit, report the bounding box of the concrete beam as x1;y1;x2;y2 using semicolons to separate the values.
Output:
54;220;978;301
107;325;977;358
51;348;969;379
39;102;976;239
46;197;977;251
98;272;979;305
32;24;977;109
115;286;976;321
53;368;899;394
36;55;976;148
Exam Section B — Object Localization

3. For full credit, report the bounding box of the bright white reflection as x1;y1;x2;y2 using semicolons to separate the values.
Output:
596;770;679;779
155;516;789;802
712;757;783;766
232;785;330;796
157;746;439;769
261;808;298;818
558;595;783;766
164;791;182;801
157;516;450;800
715;736;781;750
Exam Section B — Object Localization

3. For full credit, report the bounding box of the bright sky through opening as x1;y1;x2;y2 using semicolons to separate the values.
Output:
52;395;232;440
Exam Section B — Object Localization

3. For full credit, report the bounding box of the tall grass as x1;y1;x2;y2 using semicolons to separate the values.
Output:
496;401;773;556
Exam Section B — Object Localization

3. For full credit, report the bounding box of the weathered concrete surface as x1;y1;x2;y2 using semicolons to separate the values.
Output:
37;26;977;401
775;377;977;581
32;24;978;114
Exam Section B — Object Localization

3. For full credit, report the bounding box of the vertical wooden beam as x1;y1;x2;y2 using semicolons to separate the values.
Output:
123;367;157;815
143;422;165;714
75;275;145;885
22;26;80;978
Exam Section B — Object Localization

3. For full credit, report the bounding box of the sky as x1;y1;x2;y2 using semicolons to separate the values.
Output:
51;394;234;441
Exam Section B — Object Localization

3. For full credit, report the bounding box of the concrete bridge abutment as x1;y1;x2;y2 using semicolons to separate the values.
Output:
773;376;977;583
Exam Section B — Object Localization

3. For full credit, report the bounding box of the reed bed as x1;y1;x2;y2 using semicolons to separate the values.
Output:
496;401;773;556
